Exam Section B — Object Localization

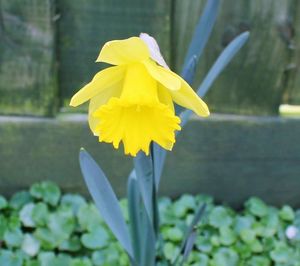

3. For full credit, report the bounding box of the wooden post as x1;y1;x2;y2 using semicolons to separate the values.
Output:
0;0;58;116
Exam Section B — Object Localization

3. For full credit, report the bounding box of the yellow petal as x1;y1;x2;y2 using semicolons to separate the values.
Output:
96;37;150;65
70;65;124;107
93;98;181;156
157;84;174;113
143;60;181;91
120;63;158;105
88;82;123;134
169;77;210;117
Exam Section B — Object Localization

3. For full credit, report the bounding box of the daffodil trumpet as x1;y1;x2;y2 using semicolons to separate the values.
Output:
70;36;209;156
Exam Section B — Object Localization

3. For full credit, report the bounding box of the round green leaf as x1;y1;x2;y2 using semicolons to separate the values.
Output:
61;194;87;215
252;221;265;237
212;247;239;266
261;237;276;252
30;181;61;206
196;236;213;253
196;194;214;205
54;254;72;266
32;203;49;226
173;194;196;218
24;259;39;266
279;205;295;222
260;209;279;237
22;234;40;257
245;198;268;218
270;243;295;264
246;255;271;266
71;258;92;266
209;207;233;228
0;196;8;210
34;228;58;250
163;242;179;261
77;204;103;231
234;215;254;234
38;252;71;266
4;228;23;248
92;251;106;266
8;215;21;230
48;205;75;240
219;227;237;246
59;236;81;252
240;229;256;244
165;227;183;242
158;197;172;212
210;235;220;247
9;191;33;210
101;243;121;264
20;203;35;227
0;250;23;266
81;226;109;249
249;239;263;253
235;241;252;259
37;252;55;266
0;215;7;239
191;253;209;266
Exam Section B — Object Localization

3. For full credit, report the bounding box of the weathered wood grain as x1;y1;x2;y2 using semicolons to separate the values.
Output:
284;0;300;105
0;114;299;208
0;0;57;116
173;0;300;115
57;0;172;105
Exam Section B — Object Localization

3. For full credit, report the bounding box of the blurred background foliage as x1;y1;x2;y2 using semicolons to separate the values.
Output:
1;0;300;116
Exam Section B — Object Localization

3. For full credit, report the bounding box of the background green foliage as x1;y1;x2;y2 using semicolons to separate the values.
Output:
1;181;300;266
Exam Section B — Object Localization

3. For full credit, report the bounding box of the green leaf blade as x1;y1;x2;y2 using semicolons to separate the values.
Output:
79;149;133;258
182;0;220;71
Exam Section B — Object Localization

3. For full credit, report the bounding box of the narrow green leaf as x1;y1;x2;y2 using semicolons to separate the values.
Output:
79;149;133;258
152;143;167;191
182;204;206;251
127;171;142;264
127;170;156;266
152;1;221;187
180;231;197;266
140;198;156;266
133;152;154;221
182;0;220;71
180;31;250;127
173;204;206;265
134;150;160;235
197;31;250;98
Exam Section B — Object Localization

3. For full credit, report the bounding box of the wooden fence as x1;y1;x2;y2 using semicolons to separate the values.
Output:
1;0;300;116
1;0;300;205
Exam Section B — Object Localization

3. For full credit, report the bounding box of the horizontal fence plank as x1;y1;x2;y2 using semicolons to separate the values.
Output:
0;114;299;208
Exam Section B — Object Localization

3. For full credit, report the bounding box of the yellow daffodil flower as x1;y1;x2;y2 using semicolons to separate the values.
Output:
70;36;209;156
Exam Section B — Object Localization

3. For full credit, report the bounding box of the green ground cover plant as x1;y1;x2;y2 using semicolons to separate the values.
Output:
0;181;300;266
